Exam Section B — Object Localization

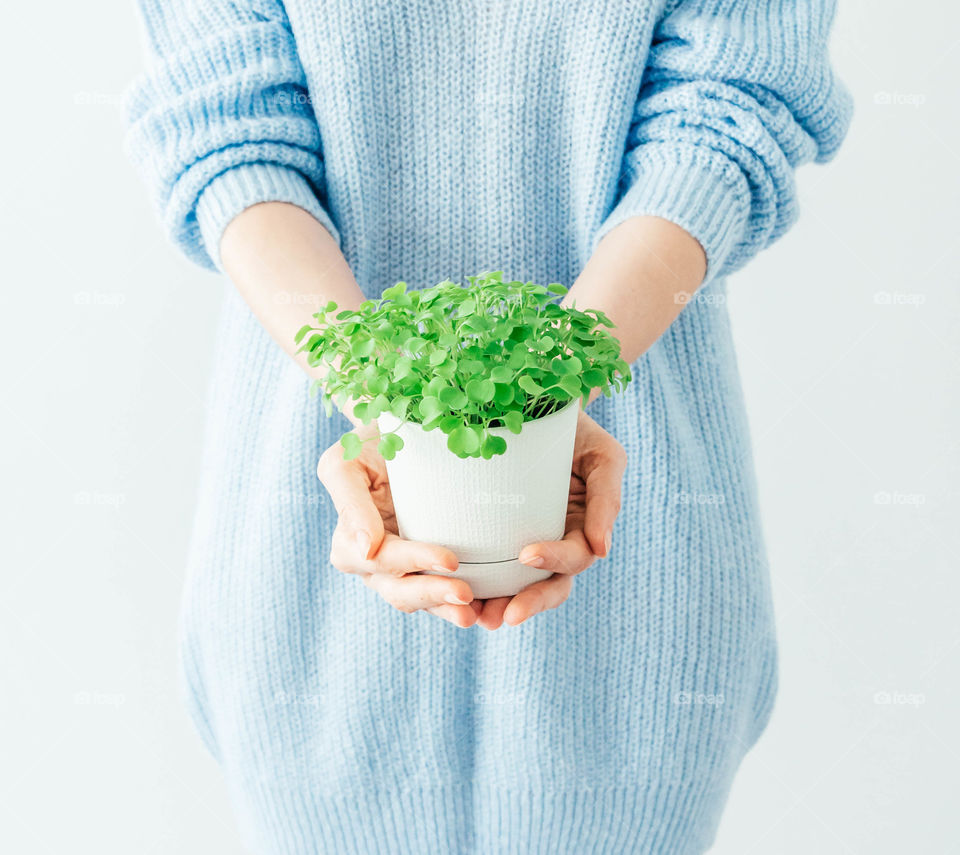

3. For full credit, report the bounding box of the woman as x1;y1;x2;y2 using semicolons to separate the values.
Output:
127;0;850;851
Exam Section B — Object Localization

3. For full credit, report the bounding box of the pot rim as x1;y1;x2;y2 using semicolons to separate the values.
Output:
380;397;579;438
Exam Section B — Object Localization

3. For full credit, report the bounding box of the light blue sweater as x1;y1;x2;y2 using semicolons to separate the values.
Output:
126;1;851;852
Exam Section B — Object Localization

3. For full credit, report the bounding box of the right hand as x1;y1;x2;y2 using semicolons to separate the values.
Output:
317;424;480;627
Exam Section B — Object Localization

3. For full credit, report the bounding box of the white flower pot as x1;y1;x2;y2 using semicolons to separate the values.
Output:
378;400;579;598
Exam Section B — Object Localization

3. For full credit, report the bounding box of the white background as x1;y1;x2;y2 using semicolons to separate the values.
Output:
1;1;957;852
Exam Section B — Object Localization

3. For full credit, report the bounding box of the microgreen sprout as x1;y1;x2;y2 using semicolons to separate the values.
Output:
295;271;631;460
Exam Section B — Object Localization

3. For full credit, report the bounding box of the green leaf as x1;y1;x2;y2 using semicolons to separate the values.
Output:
382;282;407;301
582;368;606;387
481;434;508;459
378;432;404;460
439;415;462;434
418;396;444;421
434;361;457;380
493;383;514;407
558;374;582;396
438;386;468;409
438;332;460;348
421;414;444;431
340;432;363;460
555;355;582;375
547;283;568;296
403;336;428;354
351;401;370;423
518;375;543;396
538;373;560;390
367;373;389;395
425;377;449;398
589;309;614;327
351;337;376;358
533;336;555;352
490;365;514;383
368;394;391;418
466;378;496;403
507;348;527;369
503;411;523;434
294;324;313;345
390;397;411;419
447;425;481;455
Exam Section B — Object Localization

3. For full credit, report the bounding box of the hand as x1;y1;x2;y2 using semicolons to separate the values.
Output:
475;410;627;630
317;424;481;628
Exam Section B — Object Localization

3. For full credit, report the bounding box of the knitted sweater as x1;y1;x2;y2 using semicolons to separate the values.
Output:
126;1;851;852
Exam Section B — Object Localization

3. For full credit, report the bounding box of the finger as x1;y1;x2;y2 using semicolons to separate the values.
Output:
582;444;626;558
318;447;385;560
476;597;511;631
364;572;475;613
370;534;460;578
426;603;480;628
503;574;573;627
518;528;595;576
330;529;459;578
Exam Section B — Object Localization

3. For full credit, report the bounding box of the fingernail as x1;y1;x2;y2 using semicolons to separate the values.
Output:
432;563;455;574
355;530;371;559
519;554;544;567
603;530;612;555
445;593;470;605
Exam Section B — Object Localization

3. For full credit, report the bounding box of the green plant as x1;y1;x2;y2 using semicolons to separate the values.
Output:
295;271;631;460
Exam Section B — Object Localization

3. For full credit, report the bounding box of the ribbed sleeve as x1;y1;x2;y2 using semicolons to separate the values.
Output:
597;0;853;280
124;0;339;270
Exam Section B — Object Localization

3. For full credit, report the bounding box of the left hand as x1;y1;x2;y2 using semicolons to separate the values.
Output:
476;409;627;629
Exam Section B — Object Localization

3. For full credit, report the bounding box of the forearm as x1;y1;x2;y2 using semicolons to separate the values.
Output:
563;215;707;400
219;202;367;424
220;201;365;379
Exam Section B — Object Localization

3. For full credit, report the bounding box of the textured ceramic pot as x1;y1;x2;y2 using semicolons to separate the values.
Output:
378;400;579;598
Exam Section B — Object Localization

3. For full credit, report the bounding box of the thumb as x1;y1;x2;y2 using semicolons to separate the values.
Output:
318;448;386;560
339;498;385;560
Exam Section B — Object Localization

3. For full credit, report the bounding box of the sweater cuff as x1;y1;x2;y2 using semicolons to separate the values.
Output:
595;144;751;283
195;163;340;270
